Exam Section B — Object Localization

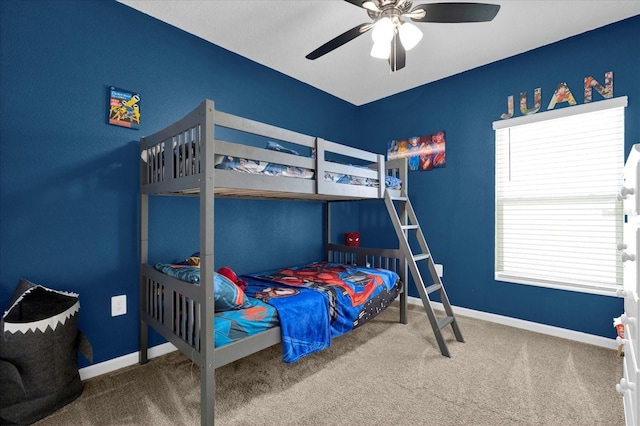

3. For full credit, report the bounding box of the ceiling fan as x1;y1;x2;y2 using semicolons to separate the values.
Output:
306;1;500;72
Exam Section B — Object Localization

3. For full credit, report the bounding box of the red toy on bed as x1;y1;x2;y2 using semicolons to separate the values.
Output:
344;232;360;247
217;266;248;291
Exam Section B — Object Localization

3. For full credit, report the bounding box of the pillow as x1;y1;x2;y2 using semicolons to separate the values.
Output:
213;272;253;312
154;263;252;312
265;141;299;156
154;263;200;283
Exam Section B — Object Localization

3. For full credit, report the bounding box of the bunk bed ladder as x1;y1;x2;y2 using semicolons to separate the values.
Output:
384;190;464;357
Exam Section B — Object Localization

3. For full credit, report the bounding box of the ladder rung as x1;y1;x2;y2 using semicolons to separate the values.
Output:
390;195;408;201
413;253;430;262
401;225;419;230
438;316;454;330
425;283;441;294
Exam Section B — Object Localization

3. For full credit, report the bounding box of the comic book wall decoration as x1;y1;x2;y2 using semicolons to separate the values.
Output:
108;86;141;129
387;131;446;171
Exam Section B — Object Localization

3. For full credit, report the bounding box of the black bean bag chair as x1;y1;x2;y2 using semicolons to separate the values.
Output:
0;279;92;425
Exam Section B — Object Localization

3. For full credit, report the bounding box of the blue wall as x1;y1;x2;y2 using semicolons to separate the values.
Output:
0;0;358;365
356;15;640;337
1;0;637;367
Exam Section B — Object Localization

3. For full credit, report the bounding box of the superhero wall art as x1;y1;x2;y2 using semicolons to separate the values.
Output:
108;86;140;129
387;131;446;171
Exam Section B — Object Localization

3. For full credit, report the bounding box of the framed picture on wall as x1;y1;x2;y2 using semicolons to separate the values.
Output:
108;86;140;129
387;131;446;171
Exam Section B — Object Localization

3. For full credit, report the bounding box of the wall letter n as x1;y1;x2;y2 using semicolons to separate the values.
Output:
584;71;613;103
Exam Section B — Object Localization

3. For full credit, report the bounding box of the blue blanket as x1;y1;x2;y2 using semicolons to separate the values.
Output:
242;262;400;363
242;276;330;363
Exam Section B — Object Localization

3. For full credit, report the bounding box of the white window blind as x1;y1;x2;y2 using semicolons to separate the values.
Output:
493;97;627;296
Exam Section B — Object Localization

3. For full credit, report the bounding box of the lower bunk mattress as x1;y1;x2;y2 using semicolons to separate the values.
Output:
154;261;401;363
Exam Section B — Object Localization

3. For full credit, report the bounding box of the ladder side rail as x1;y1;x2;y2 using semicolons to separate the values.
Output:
403;197;464;344
383;191;463;357
404;199;435;273
400;230;451;356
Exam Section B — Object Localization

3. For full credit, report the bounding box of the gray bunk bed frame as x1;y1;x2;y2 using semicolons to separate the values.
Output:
139;99;409;425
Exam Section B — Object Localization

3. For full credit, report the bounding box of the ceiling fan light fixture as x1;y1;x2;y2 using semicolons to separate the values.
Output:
306;1;500;71
371;17;394;43
398;22;423;50
370;40;391;59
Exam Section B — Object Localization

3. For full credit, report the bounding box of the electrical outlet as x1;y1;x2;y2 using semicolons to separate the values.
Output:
111;295;127;317
435;263;444;278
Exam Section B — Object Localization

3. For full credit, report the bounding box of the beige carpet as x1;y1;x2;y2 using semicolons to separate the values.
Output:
35;305;625;425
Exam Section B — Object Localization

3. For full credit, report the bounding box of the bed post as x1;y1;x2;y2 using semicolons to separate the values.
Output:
377;154;385;199
401;158;410;324
396;158;409;325
200;100;216;426
139;138;149;364
326;201;332;249
323;133;332;256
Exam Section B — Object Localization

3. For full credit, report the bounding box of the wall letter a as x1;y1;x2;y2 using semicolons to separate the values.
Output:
547;83;577;110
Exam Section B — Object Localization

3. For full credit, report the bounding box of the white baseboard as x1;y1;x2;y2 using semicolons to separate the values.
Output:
79;342;177;381
406;296;618;350
79;299;617;380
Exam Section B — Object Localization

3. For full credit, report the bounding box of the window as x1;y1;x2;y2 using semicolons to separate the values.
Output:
493;97;627;296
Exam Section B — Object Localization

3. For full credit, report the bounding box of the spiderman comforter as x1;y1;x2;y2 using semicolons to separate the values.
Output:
241;262;401;363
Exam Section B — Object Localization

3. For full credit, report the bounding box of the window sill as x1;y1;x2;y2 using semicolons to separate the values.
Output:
495;273;621;298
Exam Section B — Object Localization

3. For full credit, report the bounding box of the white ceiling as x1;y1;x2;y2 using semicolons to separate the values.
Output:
118;0;640;106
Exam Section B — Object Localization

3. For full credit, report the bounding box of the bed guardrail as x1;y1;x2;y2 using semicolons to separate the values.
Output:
140;100;402;199
140;264;205;365
326;243;404;273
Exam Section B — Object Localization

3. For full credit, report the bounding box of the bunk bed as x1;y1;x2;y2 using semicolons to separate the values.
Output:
139;99;409;426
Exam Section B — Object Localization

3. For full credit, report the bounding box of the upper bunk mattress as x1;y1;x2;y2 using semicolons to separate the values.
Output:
215;155;402;189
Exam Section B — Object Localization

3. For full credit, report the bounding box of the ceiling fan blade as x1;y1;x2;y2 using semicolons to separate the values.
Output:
306;23;372;60
410;2;500;23
343;0;366;8
389;33;406;72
